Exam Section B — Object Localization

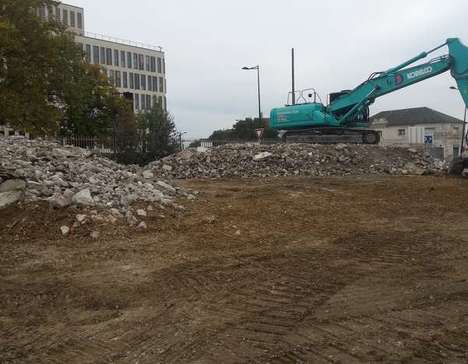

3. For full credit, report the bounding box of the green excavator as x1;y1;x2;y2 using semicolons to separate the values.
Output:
270;38;468;145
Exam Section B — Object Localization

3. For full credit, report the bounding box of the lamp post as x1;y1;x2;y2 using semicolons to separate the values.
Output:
179;131;187;151
242;65;262;123
450;86;468;157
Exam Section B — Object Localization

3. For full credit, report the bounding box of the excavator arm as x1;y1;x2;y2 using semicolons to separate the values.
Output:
448;38;468;106
328;38;468;125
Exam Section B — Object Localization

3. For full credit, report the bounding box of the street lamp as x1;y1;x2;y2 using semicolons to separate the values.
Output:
242;65;262;123
179;131;187;151
450;86;468;157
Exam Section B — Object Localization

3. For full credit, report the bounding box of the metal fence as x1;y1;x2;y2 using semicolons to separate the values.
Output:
58;135;114;154
183;138;282;149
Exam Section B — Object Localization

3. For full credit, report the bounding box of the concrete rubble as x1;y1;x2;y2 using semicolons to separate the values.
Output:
0;137;195;224
149;143;446;179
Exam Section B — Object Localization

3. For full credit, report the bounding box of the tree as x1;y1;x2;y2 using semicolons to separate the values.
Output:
189;140;202;148
0;0;120;137
208;117;278;141
113;97;138;155
60;65;120;137
137;103;178;160
208;129;236;141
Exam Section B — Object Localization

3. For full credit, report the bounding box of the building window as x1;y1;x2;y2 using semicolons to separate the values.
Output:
142;94;146;110
77;12;83;29
129;73;134;89
70;11;75;27
145;55;150;71
85;44;91;63
148;76;152;91
93;45;99;64
158;96;163;108
150;57;156;72
39;6;46;18
133;53;138;70
162;58;165;74
62;9;69;25
159;77;164;93
55;7;60;20
152;76;158;92
123;72;128;88
138;54;144;70
121;51;126;68
164;96;167;111
115;71;122;88
141;75;146;90
157;58;162;73
152;95;157;107
398;129;406;136
146;95;151;109
106;48;112;66
109;70;115;86
100;47;106;65
127;52;132;68
135;74;140;90
114;50;119;67
135;93;140;110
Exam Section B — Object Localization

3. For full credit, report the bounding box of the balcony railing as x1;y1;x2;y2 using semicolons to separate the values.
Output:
81;31;164;52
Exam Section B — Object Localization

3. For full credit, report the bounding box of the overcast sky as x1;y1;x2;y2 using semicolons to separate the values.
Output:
72;0;468;138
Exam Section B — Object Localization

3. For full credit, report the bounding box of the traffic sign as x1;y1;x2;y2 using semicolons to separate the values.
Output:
256;128;264;139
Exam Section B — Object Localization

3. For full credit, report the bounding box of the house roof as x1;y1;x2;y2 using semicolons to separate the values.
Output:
370;107;463;127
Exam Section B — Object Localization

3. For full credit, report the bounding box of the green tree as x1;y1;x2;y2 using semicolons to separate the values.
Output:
0;0;120;137
189;140;202;148
113;97;138;154
137;103;178;160
208;129;236;141
209;117;278;141
60;65;119;137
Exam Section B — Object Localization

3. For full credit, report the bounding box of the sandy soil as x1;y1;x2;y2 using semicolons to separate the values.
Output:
1;175;468;363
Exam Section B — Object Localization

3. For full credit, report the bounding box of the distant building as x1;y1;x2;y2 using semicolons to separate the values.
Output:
39;2;167;113
370;107;463;160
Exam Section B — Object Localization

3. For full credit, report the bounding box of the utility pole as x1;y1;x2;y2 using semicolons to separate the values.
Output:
292;48;296;105
257;66;262;122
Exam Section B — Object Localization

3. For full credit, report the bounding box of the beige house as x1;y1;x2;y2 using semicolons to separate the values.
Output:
370;107;464;160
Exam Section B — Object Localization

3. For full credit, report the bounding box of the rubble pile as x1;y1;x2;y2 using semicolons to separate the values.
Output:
0;137;195;221
149;143;445;179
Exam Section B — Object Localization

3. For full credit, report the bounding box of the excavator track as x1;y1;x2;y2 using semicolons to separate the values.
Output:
282;128;381;145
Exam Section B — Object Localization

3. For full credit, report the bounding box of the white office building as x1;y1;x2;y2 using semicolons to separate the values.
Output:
40;2;167;113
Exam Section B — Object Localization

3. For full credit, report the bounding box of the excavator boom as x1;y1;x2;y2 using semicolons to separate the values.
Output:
448;38;468;106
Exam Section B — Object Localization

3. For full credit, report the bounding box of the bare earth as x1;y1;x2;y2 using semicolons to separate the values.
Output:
1;176;468;363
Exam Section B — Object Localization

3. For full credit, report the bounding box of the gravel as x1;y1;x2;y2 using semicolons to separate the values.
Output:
0;137;195;214
148;143;445;179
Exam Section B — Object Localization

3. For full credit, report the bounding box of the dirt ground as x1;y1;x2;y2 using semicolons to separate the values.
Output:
1;175;468;363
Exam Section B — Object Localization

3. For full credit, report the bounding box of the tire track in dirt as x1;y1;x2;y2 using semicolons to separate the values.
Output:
3;177;468;363
146;234;416;363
